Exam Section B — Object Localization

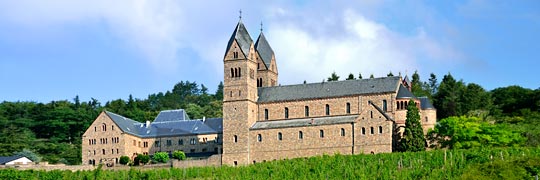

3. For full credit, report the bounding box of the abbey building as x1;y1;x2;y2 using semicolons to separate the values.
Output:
82;19;436;166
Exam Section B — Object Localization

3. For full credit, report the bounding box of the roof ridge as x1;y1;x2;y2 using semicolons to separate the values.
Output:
259;76;400;89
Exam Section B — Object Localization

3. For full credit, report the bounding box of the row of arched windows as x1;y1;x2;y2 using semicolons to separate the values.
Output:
254;128;348;142
262;100;390;120
361;126;383;135
94;123;114;132
230;68;242;78
397;100;409;110
257;78;263;87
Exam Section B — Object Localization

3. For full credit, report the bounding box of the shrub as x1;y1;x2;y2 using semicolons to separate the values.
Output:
152;152;169;163
172;150;186;160
119;156;130;165
134;154;150;165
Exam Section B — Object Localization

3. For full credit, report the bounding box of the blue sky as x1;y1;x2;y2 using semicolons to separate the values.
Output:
0;0;539;103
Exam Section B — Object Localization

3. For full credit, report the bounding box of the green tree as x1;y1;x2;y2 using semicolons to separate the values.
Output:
119;156;130;165
398;101;425;152
172;150;186;160
461;83;492;115
346;73;355;80
152;152;169;163
215;81;224;101
433;73;466;119
327;72;340;81
134;154;150;165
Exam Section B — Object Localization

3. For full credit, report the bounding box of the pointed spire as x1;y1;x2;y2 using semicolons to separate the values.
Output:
224;13;253;58
255;30;275;69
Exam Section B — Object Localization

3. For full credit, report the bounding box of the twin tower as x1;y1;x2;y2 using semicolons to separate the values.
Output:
222;20;278;164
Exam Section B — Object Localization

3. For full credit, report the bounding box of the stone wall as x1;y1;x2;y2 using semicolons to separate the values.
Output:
82;112;125;165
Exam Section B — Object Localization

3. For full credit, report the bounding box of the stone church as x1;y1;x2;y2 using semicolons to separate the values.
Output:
81;19;436;166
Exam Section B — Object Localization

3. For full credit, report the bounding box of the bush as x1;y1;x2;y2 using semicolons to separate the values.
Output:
14;149;41;162
152;152;169;163
172;150;186;160
119;156;130;165
134;154;150;165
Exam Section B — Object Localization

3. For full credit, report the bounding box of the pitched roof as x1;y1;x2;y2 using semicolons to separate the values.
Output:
255;32;274;68
154;109;190;122
418;97;435;110
257;76;401;103
0;155;27;165
225;21;253;58
396;84;416;99
105;110;222;138
251;115;358;130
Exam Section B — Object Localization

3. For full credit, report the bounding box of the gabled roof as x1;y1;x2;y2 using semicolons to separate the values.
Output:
255;32;274;68
396;84;416;99
418;97;435;110
105;110;222;138
225;21;253;58
251;115;358;130
257;76;401;103
154;109;190;122
0;155;28;165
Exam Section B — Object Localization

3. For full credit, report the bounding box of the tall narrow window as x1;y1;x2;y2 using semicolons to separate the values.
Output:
179;139;184;145
102;124;106;131
346;103;351;114
341;128;345;136
325;104;330;115
257;134;262;142
382;100;387;112
370;111;373;118
277;132;282;141
234;68;238;77
257;79;260;87
299;131;303;139
284;107;289;119
102;149;105;155
362;127;366;135
264;109;269;120
233;135;238;143
397;102;400;110
231;68;234;78
425;117;428;122
238;68;242;77
379;126;383;134
370;127;374;134
305;106;309;117
320;130;324;138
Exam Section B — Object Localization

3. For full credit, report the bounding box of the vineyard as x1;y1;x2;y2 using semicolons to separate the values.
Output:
1;147;539;179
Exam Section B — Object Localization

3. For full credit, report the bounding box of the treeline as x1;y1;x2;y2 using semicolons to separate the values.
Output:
0;81;223;164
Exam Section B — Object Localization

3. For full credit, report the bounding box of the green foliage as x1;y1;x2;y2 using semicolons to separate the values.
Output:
428;116;525;149
134;154;150;165
327;71;339;81
0;148;539;179
152;152;170;163
345;73;355;80
119;156;130;165
14;149;41;162
398;101;426;152
172;150;186;160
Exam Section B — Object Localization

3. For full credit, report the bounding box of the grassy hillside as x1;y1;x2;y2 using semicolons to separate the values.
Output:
1;147;539;180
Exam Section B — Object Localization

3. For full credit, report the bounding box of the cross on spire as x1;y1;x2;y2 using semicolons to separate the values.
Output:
260;22;263;32
239;9;242;20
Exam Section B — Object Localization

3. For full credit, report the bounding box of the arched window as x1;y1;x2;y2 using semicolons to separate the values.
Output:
382;100;387;112
257;134;262;142
277;132;282;141
233;135;238;143
405;101;408;109
178;139;184;145
238;68;241;77
370;127;374;134
231;68;234;78
400;101;404;110
397;102;400;110
233;51;238;58
325;104;330;115
370;111;373;118
257;79;260;87
112;125;114;131
102;149;105;155
284;107;289;119
346;103;351;114
379;126;383;134
259;78;263;87
320;130;324;138
340;128;345;136
425;117;428;122
239;90;241;96
102;124;106;131
305;106;309;117
298;131;303;139
362;127;366;135
94;127;96;132
264;109;269;120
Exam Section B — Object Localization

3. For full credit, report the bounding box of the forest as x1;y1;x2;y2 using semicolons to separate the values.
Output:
0;71;539;165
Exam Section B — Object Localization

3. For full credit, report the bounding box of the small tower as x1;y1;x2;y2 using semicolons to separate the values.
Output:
254;24;278;87
222;17;259;166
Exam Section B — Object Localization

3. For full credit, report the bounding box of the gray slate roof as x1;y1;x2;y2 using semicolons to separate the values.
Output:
418;97;435;110
225;21;253;58
0;155;27;165
251;115;358;130
154;109;190;122
396;84;416;99
257;76;401;103
255;32;274;68
105;111;222;138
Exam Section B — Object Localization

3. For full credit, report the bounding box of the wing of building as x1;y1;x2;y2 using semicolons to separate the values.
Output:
81;18;436;166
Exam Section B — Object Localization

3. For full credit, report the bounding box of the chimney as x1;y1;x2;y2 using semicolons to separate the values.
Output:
203;116;206;123
146;120;150;128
